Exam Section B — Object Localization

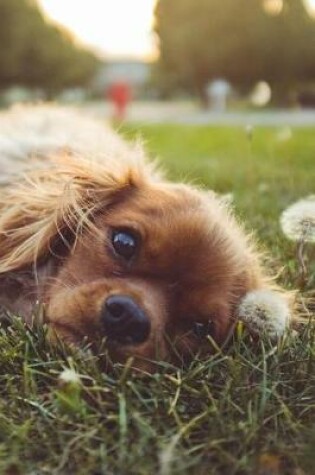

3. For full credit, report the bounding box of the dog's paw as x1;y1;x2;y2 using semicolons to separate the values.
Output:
237;289;291;339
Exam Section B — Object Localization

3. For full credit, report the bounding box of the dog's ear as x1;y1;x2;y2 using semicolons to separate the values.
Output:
0;152;156;274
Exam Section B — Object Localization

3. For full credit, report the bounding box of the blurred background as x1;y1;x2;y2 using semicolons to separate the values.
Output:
1;0;315;122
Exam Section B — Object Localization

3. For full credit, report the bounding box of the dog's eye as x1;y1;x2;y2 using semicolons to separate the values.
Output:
112;229;138;261
193;321;214;339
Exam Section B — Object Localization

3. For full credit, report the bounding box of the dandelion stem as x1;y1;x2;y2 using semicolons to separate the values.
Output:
296;237;307;290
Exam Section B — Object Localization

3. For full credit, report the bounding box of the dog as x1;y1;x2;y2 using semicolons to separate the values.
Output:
0;105;291;368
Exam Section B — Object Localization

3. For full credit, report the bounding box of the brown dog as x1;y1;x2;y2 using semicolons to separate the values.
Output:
0;105;290;367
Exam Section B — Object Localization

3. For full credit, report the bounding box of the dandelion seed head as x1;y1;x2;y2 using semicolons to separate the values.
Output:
280;196;315;243
245;124;254;140
238;289;291;338
59;368;81;385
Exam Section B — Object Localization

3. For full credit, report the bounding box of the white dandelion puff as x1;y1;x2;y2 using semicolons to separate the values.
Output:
58;368;81;386
280;196;315;243
57;368;84;414
245;124;254;140
237;289;291;339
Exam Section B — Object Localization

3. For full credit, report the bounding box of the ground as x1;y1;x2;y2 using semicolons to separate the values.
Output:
0;123;314;475
84;100;315;126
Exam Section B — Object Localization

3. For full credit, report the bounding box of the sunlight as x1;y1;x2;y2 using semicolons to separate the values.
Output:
263;0;283;15
304;0;315;15
39;0;158;59
39;0;315;58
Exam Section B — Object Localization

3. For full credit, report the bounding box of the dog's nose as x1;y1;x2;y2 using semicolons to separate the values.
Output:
102;295;151;344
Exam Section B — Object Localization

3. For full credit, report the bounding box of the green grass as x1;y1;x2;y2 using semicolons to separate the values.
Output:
0;124;314;475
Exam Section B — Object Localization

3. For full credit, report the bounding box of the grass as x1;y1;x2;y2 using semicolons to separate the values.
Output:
0;124;314;475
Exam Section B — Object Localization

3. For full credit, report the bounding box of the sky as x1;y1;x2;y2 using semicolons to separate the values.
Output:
39;0;315;60
39;0;158;60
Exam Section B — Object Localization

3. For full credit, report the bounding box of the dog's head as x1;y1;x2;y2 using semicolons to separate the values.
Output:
0;153;264;368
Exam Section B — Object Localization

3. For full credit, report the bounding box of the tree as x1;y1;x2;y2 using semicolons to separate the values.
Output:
155;0;315;101
0;0;100;95
262;0;315;99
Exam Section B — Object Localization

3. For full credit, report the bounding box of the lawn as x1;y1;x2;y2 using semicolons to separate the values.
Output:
0;124;314;475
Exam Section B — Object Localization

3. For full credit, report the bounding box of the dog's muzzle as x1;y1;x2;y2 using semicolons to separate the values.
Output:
102;295;151;345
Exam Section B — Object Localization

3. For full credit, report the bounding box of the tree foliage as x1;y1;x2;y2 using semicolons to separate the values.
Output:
0;0;100;94
155;0;315;98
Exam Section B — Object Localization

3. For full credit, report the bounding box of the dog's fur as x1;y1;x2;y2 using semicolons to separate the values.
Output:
0;105;289;367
